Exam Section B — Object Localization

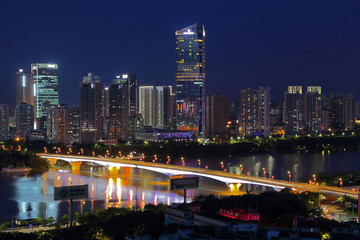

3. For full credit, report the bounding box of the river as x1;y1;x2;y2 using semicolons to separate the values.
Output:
0;150;359;222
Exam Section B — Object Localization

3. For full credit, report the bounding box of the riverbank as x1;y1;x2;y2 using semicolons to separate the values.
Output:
0;167;32;173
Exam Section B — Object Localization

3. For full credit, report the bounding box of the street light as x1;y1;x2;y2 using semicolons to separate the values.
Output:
263;168;266;177
198;159;201;168
313;174;316;183
287;171;291;181
339;178;343;188
220;162;224;171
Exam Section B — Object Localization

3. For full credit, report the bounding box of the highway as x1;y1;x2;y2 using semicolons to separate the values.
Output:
38;154;359;198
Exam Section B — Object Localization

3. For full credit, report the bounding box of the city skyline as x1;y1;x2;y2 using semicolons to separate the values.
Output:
2;1;360;106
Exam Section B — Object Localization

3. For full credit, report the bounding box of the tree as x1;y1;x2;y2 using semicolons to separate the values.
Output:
0;221;10;231
33;217;42;226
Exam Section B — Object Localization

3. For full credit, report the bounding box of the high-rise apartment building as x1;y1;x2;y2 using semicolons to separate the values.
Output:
112;74;137;139
80;73;103;144
205;94;228;141
175;23;205;135
330;92;355;130
0;104;9;140
139;86;156;127
31;63;59;130
15;103;34;139
284;86;303;135
303;86;322;134
108;81;129;140
239;87;270;137
16;69;34;105
47;105;80;145
139;86;174;129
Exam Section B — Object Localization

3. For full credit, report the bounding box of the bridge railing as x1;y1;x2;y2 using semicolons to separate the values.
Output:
39;154;357;196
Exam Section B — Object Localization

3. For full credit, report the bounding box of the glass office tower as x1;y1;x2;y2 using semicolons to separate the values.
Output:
31;63;59;129
175;23;205;135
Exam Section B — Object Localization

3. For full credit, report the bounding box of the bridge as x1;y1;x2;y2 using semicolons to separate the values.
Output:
38;154;359;198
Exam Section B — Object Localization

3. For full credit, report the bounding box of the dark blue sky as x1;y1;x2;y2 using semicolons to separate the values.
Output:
1;0;360;106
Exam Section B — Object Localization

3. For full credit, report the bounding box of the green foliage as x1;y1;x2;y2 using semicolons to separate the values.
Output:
0;149;49;172
0;221;10;231
33;217;42;225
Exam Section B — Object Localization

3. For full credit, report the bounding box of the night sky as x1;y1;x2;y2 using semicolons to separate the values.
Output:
1;0;360;106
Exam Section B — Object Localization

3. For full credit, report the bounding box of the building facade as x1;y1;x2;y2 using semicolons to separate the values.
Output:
47;105;80;145
80;73;103;144
303;86;322;134
112;74;137;139
16;69;34;106
31;63;59;130
15;103;34;139
239;87;270;137
330;92;355;131
139;86;174;129
108;81;129;140
0;104;9;140
205;94;228;141
175;23;205;135
284;86;303;135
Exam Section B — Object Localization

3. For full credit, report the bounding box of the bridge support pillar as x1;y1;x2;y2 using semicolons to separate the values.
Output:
48;158;58;166
107;166;120;176
70;161;82;173
227;183;241;195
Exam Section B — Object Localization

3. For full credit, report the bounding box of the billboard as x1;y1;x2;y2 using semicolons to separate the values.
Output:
104;139;118;146
54;185;88;201
170;177;199;190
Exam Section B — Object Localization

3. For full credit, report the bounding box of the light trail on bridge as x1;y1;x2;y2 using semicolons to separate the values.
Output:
38;154;359;198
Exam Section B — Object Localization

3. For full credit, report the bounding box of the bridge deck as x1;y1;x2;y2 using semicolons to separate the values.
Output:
38;154;358;198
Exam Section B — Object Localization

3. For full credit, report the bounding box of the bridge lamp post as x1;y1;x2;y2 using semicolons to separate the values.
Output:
313;174;316;183
220;162;224;171
205;165;208;169
198;159;201;168
339;178;343;188
287;171;291;181
263;168;266;177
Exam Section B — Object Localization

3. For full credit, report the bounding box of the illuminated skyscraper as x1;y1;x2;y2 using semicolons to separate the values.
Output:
139;86;174;129
108;80;129;140
80;73;103;144
16;69;34;105
239;87;270;137
112;73;137;139
303;86;322;134
31;63;59;129
284;86;303;135
175;23;205;135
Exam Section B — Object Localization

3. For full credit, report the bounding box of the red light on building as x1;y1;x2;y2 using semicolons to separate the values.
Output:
218;208;260;221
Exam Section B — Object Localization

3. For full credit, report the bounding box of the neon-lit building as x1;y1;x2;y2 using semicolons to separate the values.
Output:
31;63;59;129
175;23;205;135
218;209;260;221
